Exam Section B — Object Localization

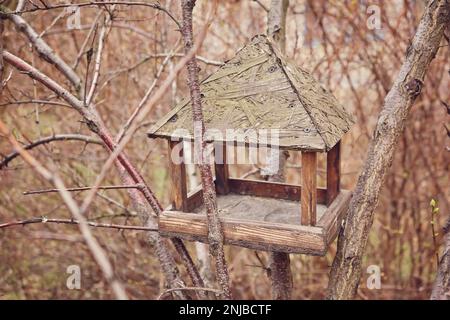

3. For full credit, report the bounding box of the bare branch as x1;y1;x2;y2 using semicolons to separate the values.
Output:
157;286;223;300
73;10;103;70
1;8;82;92
0;216;158;232
12;1;182;30
253;0;269;12
0;18;3;95
0;134;102;169
431;226;450;299
23;184;143;195
2;48;202;297
148;53;224;66
266;0;292;301
327;0;449;299
2;51;85;110
115;41;181;143
180;0;232;299
2;8;207;295
86;14;110;105
0;99;72;108
0;120;128;300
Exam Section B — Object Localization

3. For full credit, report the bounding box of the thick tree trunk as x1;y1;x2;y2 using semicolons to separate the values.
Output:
180;0;232;299
431;222;450;299
267;0;289;53
266;0;293;300
185;142;215;287
327;0;449;300
0;18;3;95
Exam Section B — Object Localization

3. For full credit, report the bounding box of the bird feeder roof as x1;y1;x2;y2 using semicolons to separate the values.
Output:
148;35;354;151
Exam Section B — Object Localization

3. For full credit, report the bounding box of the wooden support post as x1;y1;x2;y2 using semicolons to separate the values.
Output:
168;140;188;211
301;152;317;226
327;141;341;206
214;142;229;195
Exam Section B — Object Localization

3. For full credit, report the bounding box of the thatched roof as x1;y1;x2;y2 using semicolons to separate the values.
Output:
148;35;354;151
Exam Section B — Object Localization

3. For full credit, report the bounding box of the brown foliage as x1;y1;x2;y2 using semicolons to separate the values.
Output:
0;0;448;299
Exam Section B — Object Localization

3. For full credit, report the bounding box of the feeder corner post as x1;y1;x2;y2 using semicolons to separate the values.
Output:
301;151;317;226
214;141;230;195
167;140;188;212
326;141;341;207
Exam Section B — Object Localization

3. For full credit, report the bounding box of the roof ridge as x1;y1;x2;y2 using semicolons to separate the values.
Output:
265;36;328;149
148;34;354;152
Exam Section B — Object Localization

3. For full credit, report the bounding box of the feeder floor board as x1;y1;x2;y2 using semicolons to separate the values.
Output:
192;194;328;225
159;190;351;255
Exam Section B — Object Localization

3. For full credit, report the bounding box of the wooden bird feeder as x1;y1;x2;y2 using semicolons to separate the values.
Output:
148;35;354;255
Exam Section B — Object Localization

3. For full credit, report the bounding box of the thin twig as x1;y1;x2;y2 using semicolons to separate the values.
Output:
0;134;103;169
0;120;128;300
12;1;182;30
115;40;181;143
23;184;143;195
73;10;103;70
157;286;223;300
0;99;72;108
253;0;269;12
86;14;110;105
2;49;201;296
0;217;158;232
2;8;82;93
180;0;231;299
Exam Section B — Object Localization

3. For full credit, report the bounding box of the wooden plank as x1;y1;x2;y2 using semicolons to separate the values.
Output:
214;143;229;195
301;152;317;225
167;141;188;211
317;190;352;245
228;178;327;204
147;98;190;137
327;141;341;206
186;185;203;212
149;129;326;152
159;211;327;255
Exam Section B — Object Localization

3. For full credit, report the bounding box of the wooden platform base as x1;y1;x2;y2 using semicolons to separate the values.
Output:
159;188;351;255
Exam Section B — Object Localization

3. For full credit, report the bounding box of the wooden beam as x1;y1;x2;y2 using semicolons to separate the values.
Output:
301;152;317;225
159;190;352;255
327;141;341;206
228;178;327;204
186;185;204;212
167;140;188;211
159;211;326;255
214;142;229;195
317;190;352;245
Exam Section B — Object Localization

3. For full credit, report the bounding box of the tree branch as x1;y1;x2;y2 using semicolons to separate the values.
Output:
157;286;223;300
1;50;202;296
0;134;102;169
0;120;129;300
0;216;158;232
180;0;232;300
22;184;143;195
431;226;450;300
1;8;82;93
327;0;449;299
266;0;292;301
11;1;182;30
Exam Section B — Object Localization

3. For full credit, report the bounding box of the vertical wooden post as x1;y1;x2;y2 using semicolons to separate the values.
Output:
168;140;188;211
327;141;341;206
301;152;317;225
214;142;229;195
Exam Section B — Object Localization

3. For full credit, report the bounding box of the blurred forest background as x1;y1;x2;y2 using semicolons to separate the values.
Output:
0;0;448;299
